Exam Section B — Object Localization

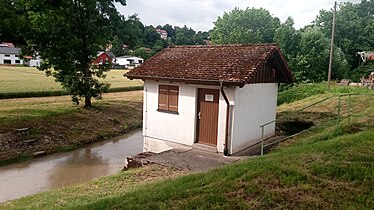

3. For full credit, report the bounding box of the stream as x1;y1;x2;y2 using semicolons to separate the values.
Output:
0;130;143;203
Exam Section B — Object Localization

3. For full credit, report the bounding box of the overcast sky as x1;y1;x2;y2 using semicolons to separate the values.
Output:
116;0;360;31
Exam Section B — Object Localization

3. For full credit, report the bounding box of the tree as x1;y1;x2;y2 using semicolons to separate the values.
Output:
175;26;196;45
111;35;126;57
22;0;126;107
131;47;155;60
142;26;161;48
313;1;374;72
274;17;300;58
118;14;144;49
292;26;348;82
211;7;280;44
0;0;27;45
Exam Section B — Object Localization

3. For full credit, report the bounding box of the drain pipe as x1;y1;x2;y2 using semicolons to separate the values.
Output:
220;82;230;156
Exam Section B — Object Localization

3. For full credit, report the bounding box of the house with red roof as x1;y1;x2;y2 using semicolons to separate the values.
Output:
92;51;115;65
126;44;294;155
0;42;23;65
156;29;168;40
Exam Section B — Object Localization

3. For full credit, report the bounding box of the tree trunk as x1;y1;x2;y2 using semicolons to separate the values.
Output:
84;95;92;108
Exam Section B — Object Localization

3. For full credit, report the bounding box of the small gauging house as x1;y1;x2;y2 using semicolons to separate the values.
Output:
126;44;294;155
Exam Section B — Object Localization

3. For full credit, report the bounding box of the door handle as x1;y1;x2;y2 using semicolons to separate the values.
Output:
198;112;201;119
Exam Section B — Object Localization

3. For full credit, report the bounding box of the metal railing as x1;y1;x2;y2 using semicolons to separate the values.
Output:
259;93;374;156
260;120;276;156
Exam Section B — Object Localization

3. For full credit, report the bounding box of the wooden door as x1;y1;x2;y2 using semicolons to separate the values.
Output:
196;89;219;146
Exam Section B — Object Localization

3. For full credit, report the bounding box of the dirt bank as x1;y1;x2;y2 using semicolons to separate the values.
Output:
0;92;143;165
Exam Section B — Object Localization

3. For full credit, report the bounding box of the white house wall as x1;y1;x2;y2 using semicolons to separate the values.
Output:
230;83;278;154
142;80;235;153
0;54;22;65
143;81;197;152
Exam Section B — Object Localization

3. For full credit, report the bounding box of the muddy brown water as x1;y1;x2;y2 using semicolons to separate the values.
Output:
0;130;143;203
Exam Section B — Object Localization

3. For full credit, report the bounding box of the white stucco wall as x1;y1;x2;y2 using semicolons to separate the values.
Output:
142;80;235;153
116;57;143;66
142;81;278;155
143;80;197;152
0;54;22;65
230;83;278;154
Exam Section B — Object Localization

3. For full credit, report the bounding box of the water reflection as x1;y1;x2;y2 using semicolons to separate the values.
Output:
0;130;143;203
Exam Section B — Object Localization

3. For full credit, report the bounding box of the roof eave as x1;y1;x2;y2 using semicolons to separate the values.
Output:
125;75;245;87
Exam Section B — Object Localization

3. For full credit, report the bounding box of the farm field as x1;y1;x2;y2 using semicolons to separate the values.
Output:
0;66;142;93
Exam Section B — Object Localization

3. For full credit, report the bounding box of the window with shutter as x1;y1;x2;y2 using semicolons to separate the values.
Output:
158;85;179;113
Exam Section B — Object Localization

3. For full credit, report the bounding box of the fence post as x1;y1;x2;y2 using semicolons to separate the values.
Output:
348;94;352;125
261;126;264;156
337;94;342;130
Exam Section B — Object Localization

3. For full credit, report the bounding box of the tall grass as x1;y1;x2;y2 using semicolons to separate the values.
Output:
278;83;373;105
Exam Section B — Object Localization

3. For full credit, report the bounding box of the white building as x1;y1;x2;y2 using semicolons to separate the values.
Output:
0;43;23;65
115;56;143;69
24;56;43;67
126;44;294;155
156;29;168;40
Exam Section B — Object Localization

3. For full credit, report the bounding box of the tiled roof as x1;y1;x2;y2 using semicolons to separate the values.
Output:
126;44;294;86
0;47;20;54
0;42;15;48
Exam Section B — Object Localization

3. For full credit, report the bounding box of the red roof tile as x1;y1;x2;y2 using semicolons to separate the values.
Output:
126;44;294;86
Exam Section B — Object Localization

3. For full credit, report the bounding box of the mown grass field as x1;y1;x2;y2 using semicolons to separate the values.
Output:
0;66;141;93
0;91;143;126
1;84;373;209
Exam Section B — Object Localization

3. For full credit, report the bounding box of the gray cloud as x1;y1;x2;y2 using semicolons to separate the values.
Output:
116;0;360;31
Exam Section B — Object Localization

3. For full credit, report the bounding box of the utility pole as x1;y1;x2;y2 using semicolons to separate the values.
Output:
328;1;337;89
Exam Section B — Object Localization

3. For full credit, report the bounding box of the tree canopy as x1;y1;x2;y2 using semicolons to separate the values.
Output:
211;7;280;44
313;0;374;71
22;0;126;107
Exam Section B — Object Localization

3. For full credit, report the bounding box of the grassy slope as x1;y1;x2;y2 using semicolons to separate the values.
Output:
277;82;372;105
1;85;374;209
0;66;141;93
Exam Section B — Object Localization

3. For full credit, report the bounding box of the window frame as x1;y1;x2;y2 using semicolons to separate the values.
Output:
157;85;179;114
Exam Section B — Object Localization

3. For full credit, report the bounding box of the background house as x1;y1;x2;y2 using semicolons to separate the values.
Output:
92;51;115;65
115;56;143;69
126;44;294;155
0;43;23;65
156;29;168;40
23;56;43;67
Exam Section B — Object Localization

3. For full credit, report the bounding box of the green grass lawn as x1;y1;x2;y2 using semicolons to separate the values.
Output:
0;91;143;126
1;84;373;209
0;66;141;93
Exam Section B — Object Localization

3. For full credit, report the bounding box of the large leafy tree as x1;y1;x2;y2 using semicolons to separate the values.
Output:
314;0;374;71
175;26;196;45
293;27;348;82
211;7;280;44
0;0;27;45
274;17;300;59
22;0;126;107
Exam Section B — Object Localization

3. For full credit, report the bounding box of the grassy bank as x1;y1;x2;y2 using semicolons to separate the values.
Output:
1;85;373;209
0;66;142;99
278;83;372;105
0;91;143;165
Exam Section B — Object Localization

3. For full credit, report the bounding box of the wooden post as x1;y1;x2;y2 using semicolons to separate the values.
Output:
337;94;341;130
328;1;337;89
348;94;352;125
261;126;264;156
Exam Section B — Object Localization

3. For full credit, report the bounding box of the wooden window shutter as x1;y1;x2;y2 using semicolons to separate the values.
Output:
158;85;169;111
168;86;179;112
